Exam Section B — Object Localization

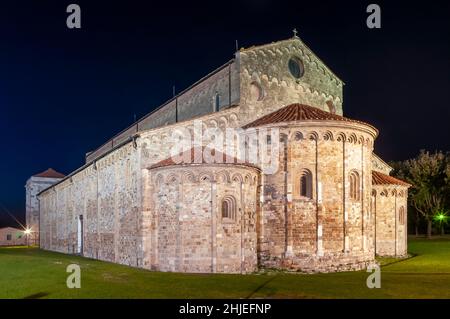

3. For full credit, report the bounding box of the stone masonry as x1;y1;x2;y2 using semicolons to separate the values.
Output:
36;35;410;273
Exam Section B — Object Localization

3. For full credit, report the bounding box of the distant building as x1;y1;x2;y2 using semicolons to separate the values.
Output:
25;168;64;245
0;227;27;246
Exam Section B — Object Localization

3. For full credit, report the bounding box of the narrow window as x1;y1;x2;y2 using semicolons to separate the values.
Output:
221;195;236;220
300;169;313;199
6;234;11;241
214;93;220;112
349;171;360;201
222;200;229;218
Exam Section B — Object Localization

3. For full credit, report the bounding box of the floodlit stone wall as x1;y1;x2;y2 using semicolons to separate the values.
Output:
143;165;259;273
25;176;62;245
39;142;142;267
372;186;408;257
258;122;377;272
238;38;343;126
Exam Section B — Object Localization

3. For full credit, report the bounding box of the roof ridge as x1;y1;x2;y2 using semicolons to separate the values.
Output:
33;168;65;178
150;146;257;169
242;103;376;130
372;171;411;187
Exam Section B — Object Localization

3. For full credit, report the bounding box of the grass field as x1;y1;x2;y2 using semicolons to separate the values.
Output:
1;237;449;299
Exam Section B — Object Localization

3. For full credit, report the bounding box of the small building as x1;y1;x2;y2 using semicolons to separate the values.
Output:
0;227;27;246
25;168;65;245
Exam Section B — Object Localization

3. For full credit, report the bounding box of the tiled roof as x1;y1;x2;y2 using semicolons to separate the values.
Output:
372;171;411;187
33;168;65;179
242;103;374;129
151;147;256;169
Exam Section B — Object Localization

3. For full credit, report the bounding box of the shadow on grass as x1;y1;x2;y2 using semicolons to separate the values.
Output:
245;275;278;299
23;292;49;299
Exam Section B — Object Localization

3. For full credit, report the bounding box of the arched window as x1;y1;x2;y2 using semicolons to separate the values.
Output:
221;195;236;220
300;169;313;199
399;206;405;225
349;171;360;201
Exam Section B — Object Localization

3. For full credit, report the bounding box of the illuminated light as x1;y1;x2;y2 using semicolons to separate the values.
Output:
24;228;32;235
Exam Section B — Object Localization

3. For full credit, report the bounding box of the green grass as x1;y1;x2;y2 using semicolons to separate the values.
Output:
1;237;449;299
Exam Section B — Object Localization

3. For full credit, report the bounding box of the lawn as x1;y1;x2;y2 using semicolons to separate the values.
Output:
1;237;449;299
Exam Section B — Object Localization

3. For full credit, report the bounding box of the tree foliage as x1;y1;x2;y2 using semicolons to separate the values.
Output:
391;150;450;237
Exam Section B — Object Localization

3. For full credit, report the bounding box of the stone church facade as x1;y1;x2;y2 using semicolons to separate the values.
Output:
35;35;410;273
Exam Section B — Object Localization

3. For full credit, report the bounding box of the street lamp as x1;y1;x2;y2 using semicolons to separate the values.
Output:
24;228;31;247
433;212;448;236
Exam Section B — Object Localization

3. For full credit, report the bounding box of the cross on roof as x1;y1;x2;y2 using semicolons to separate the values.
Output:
293;28;298;38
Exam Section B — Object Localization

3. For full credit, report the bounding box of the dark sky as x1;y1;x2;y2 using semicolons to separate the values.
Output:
0;0;449;227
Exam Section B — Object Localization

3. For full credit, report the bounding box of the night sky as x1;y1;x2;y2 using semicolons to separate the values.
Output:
0;0;449;227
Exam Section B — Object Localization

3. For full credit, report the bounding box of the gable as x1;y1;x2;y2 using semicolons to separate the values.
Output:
238;37;344;115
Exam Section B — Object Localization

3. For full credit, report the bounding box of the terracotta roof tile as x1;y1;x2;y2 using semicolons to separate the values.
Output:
33;168;65;179
151;147;257;169
372;171;411;187
242;103;375;129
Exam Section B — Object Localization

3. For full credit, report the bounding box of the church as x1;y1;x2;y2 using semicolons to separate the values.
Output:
31;33;411;273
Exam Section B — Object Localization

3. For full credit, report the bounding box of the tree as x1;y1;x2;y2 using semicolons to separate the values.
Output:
391;150;449;238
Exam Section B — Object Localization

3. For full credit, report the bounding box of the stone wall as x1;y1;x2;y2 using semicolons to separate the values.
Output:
372;154;393;174
238;38;343;128
143;165;260;273
372;186;408;256
258;121;377;272
39;142;142;267
25;176;62;245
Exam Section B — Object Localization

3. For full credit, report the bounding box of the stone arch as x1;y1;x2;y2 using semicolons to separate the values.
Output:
358;135;365;144
219;116;228;127
199;172;214;183
182;170;196;183
228;113;238;126
244;173;253;185
231;173;243;183
307;131;319;141
323;130;334;141
151;135;159;144
336;132;346;142
166;173;180;184
208;119;218;128
293;131;304;141
299;168;313;199
349;170;360;201
221;195;237;220
216;170;230;183
348;133;358;144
